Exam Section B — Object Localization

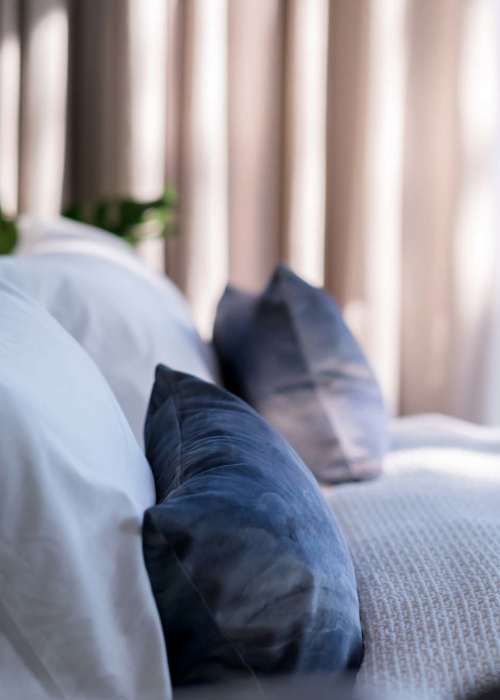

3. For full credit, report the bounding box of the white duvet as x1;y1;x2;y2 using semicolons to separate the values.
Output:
0;282;171;700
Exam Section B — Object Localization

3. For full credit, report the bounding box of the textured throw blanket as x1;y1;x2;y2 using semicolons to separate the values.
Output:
325;415;500;700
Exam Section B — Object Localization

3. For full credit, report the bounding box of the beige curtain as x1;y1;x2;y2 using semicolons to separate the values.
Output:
0;0;499;422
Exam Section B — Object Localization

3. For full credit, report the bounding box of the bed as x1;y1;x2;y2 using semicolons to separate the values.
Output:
3;216;500;700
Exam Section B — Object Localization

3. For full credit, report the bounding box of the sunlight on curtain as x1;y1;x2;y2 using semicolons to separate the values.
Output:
453;0;499;422
127;0;168;272
3;0;500;421
19;0;68;215
399;0;462;417
0;0;19;216
127;0;168;202
359;0;407;413
181;0;228;336
283;0;329;287
483;0;500;426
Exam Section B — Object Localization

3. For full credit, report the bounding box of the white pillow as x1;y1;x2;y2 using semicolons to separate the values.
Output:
0;281;171;700
7;215;219;445
16;214;164;281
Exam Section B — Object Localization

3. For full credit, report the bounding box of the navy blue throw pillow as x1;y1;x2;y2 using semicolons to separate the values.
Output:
142;366;363;687
213;265;388;484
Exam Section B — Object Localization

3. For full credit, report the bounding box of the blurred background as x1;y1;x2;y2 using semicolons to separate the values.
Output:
0;0;499;423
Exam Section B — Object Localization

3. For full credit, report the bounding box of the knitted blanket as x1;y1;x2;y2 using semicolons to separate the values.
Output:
325;415;500;700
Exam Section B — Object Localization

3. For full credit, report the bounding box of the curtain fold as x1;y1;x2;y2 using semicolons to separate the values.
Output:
179;0;228;336
282;0;328;287
400;0;463;418
0;0;499;422
228;0;285;291
0;0;19;215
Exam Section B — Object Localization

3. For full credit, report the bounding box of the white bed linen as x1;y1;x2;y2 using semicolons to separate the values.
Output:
0;281;171;700
6;215;219;445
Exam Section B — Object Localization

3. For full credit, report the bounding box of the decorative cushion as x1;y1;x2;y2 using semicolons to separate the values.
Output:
213;265;388;484
0;281;171;700
3;215;219;445
142;366;363;687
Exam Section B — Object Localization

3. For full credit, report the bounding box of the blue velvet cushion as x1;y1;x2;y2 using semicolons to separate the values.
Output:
213;265;388;484
142;366;363;687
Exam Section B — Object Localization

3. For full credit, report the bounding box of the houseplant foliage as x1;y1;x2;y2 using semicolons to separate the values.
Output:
0;188;177;254
64;187;178;245
0;208;17;255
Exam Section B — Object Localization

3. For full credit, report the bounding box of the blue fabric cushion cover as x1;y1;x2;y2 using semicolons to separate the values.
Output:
142;366;363;687
213;265;388;484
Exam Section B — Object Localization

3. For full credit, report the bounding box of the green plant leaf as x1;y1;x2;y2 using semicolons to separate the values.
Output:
0;218;17;255
63;187;178;246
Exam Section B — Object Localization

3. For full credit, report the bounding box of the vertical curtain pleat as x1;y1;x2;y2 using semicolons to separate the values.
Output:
450;0;499;423
125;0;168;271
164;0;186;287
70;0;130;201
325;0;369;310
94;0;129;199
180;0;228;335
400;0;463;416
69;0;169;271
19;0;68;214
282;0;328;287
0;0;20;216
1;0;499;420
358;0;407;411
126;0;168;202
325;0;406;409
67;0;100;203
227;0;285;290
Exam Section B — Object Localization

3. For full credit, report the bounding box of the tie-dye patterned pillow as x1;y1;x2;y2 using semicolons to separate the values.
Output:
213;265;388;484
142;366;363;686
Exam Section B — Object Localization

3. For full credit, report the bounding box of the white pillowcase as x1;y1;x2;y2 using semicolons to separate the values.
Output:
7;215;219;445
0;281;171;699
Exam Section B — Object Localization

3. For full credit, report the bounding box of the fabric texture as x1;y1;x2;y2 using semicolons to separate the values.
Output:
213;265;388;484
5;215;218;445
327;415;500;700
3;0;500;421
0;280;171;700
142;366;363;686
